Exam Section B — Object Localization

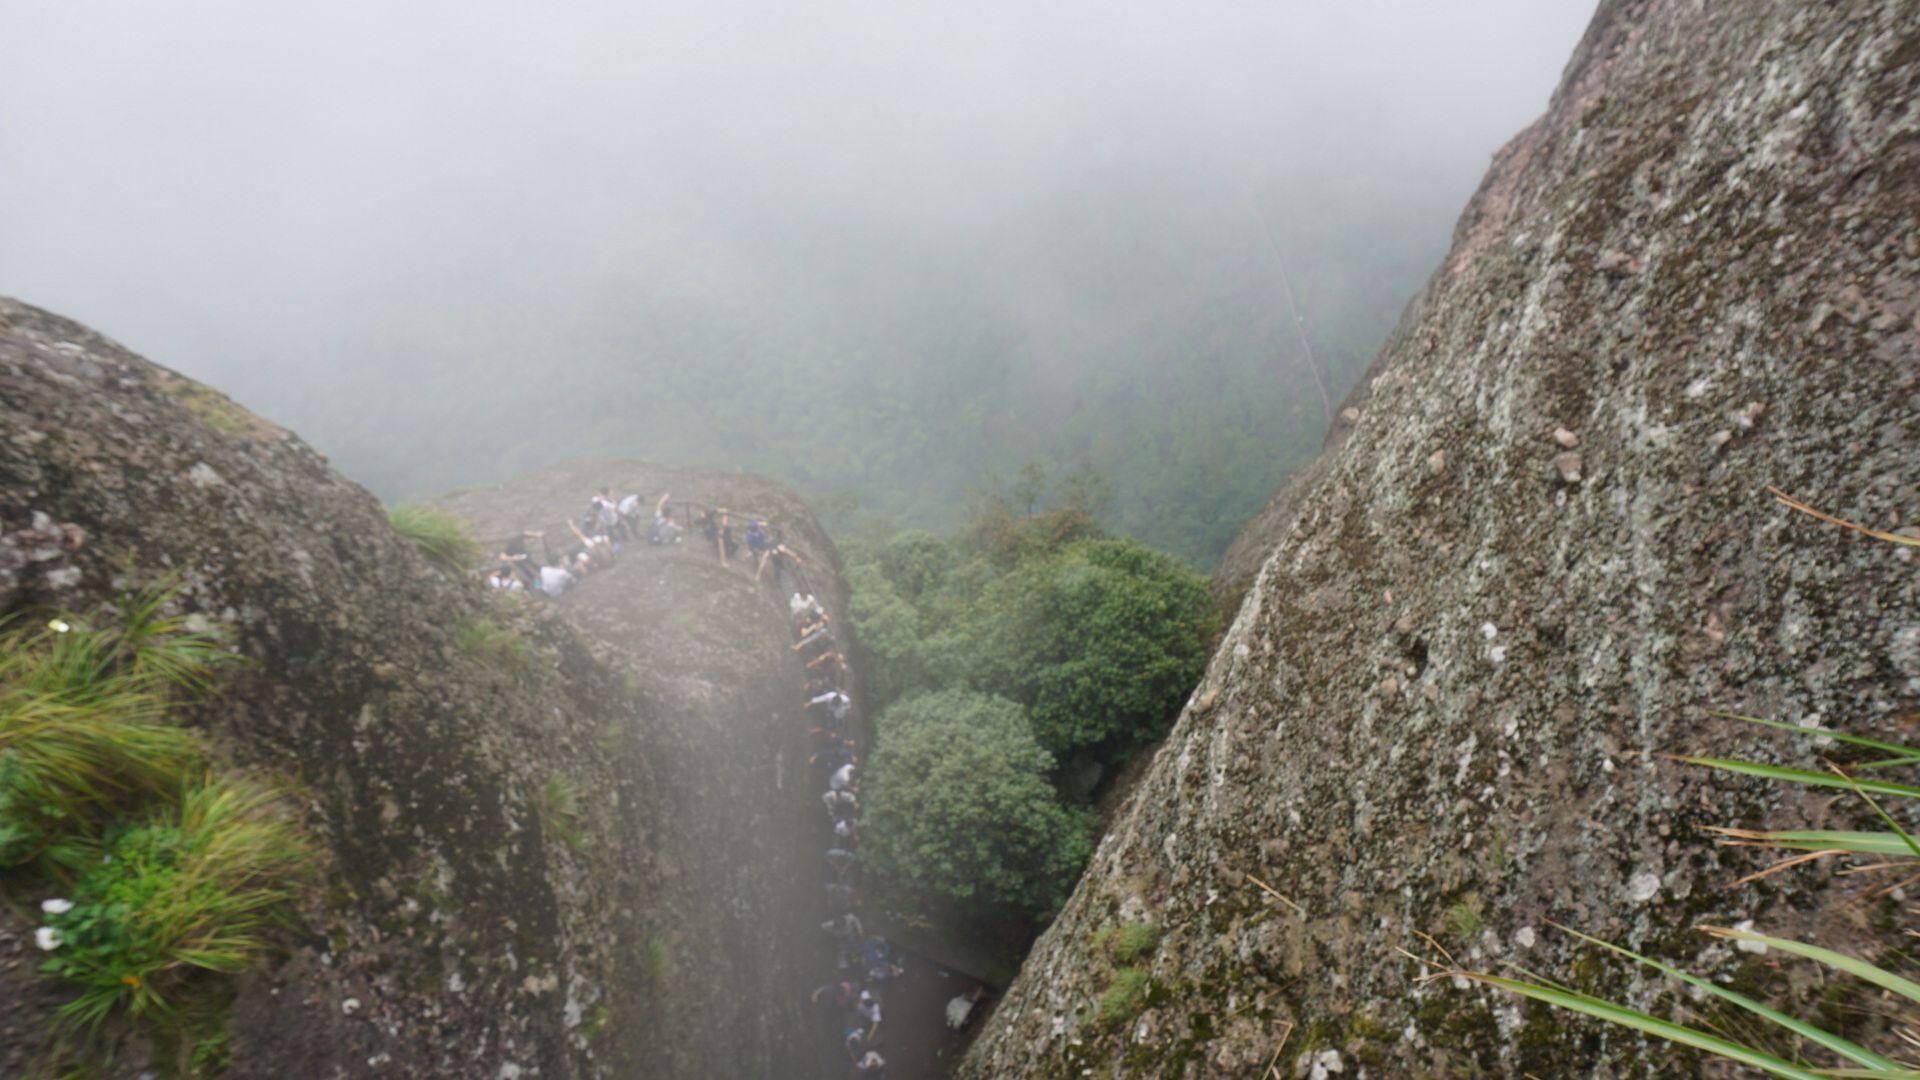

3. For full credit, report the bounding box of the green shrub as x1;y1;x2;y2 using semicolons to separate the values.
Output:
962;538;1215;759
961;462;1110;568
851;528;1215;759
387;505;480;571
875;530;955;602
39;775;311;1027
847;487;1212;932
863;690;1091;914
1098;967;1150;1024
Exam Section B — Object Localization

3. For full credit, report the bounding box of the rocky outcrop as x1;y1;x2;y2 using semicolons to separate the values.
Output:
967;2;1920;1076
0;299;833;1077
431;461;861;1078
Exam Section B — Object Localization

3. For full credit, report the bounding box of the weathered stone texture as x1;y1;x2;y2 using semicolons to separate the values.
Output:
0;300;830;1077
968;1;1920;1075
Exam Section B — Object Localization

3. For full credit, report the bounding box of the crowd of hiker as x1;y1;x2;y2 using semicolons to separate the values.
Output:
482;487;809;600
471;482;973;1076
484;488;671;597
792;589;901;1077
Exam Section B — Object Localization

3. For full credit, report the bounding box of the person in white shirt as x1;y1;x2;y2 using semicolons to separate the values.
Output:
855;991;882;1041
539;563;576;599
486;568;524;592
810;690;852;722
829;761;857;792
946;985;986;1030
822;789;858;819
617;492;643;532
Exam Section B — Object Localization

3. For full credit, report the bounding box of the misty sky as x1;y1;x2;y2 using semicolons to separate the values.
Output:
0;1;1596;550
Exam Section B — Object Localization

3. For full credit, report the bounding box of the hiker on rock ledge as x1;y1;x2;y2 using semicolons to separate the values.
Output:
648;493;682;545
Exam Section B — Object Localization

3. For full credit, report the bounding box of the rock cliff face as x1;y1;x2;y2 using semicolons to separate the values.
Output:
431;460;862;1078
967;2;1920;1076
0;299;831;1077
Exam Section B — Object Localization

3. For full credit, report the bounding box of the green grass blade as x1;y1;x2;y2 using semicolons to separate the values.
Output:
1702;927;1920;1007
1722;830;1919;856
1551;924;1901;1070
1459;972;1828;1080
1709;711;1920;759
1831;769;1920;862
387;505;480;571
1674;756;1920;800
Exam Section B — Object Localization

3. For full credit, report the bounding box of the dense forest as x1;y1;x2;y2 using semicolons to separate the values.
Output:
2;3;1586;571
130;166;1451;569
845;468;1217;952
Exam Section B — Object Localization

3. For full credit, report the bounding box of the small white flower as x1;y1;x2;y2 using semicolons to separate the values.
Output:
34;926;62;951
40;898;73;915
48;619;70;634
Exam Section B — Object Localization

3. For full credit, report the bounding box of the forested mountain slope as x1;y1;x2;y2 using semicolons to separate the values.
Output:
967;1;1920;1075
112;172;1449;570
0;299;829;1077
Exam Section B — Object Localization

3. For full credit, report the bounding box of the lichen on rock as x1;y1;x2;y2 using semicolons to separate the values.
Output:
966;2;1920;1075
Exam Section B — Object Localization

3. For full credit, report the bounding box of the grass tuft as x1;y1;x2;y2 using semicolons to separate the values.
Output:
644;934;671;987
387;505;481;571
2;585;314;1055
39;774;312;1028
536;774;590;854
0;589;233;872
1442;894;1483;941
454;611;533;675
1105;922;1160;964
113;579;237;695
1098;967;1149;1024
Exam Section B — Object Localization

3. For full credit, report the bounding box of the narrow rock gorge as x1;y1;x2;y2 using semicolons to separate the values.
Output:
4;2;1918;1076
